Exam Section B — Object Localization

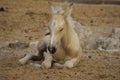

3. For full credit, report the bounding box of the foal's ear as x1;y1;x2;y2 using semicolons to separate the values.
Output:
48;1;54;14
63;3;73;17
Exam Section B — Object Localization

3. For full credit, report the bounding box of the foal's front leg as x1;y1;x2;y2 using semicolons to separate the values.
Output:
53;58;79;69
41;50;53;69
64;58;79;68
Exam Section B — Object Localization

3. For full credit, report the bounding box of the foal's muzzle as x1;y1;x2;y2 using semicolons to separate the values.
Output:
48;46;56;54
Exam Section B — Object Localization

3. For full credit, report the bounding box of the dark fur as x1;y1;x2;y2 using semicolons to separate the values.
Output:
45;32;50;36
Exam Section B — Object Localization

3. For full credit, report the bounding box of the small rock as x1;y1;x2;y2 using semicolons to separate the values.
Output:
0;7;5;12
90;20;94;23
88;55;92;59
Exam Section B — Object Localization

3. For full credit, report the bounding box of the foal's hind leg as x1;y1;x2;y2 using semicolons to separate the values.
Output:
18;35;50;65
18;46;40;65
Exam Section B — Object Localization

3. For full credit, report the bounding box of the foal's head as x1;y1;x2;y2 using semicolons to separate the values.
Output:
48;3;73;54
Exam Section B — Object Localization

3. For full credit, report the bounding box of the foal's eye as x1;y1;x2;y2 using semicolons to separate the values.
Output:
59;28;63;32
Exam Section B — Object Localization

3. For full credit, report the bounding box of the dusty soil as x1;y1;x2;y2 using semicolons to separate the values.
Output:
0;0;120;80
0;48;120;80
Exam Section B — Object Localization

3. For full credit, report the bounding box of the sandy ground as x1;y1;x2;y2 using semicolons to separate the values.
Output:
0;48;120;80
0;0;120;80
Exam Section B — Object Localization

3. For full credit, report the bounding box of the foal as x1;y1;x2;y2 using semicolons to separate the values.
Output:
18;3;82;68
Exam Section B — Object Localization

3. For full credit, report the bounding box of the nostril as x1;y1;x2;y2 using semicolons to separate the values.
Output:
52;47;56;52
48;46;56;54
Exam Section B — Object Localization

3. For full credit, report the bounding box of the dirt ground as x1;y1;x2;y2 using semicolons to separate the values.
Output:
0;48;120;80
0;0;120;80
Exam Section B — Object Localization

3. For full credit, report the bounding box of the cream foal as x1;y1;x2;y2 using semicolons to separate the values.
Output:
18;3;82;69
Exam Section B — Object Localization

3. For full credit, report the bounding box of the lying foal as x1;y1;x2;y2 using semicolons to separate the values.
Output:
18;3;82;69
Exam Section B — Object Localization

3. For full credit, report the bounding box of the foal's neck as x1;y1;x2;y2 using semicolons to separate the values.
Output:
61;18;75;46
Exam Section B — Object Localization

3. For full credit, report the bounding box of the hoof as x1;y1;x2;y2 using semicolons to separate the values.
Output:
17;59;27;65
29;61;41;68
16;61;24;66
41;61;51;69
